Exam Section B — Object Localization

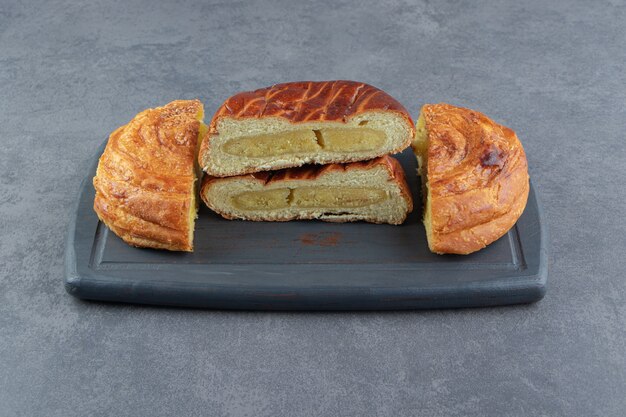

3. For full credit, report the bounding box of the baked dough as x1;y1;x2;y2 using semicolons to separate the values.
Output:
93;100;206;251
199;80;414;177
201;155;413;225
412;104;529;254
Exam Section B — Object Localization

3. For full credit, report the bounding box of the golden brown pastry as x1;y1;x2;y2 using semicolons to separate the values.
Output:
201;155;413;225
199;80;414;177
412;103;529;255
93;100;206;252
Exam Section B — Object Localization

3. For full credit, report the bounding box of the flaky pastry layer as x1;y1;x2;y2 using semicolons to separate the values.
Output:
412;103;529;255
93;100;205;251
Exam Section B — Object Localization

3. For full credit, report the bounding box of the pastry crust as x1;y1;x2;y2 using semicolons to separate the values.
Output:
201;155;413;224
207;80;413;126
413;103;529;255
93;100;205;252
199;80;414;176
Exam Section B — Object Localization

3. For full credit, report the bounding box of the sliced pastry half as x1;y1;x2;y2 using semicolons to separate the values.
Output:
201;155;413;225
93;100;207;251
412;103;529;255
199;80;414;177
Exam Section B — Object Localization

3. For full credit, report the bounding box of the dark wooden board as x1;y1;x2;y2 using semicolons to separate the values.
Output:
64;142;548;310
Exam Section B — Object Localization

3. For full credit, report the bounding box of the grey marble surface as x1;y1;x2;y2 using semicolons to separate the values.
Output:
1;0;625;416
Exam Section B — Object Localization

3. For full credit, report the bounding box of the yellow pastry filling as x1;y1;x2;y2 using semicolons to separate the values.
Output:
222;128;386;157
314;128;386;152
232;187;388;211
232;188;292;210
292;187;387;208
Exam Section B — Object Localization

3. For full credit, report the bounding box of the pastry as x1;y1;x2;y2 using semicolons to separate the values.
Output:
201;155;413;225
412;103;529;254
199;80;414;177
93;100;207;251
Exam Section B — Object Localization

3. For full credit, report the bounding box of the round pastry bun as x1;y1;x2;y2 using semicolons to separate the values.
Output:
199;80;414;177
412;103;529;255
93;100;206;252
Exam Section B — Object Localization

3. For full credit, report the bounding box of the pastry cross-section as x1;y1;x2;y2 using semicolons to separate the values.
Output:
201;155;413;225
199;80;415;177
93;100;206;251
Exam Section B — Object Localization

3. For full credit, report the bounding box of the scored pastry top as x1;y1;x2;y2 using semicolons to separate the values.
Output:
420;103;529;254
99;100;203;189
208;80;414;131
93;99;204;251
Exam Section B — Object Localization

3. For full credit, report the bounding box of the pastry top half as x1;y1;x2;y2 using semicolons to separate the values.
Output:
199;80;415;177
201;155;413;225
413;103;529;255
93;99;206;252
